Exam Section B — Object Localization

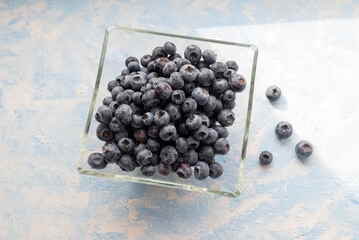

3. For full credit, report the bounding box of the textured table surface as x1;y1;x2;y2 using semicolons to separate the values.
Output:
1;1;359;239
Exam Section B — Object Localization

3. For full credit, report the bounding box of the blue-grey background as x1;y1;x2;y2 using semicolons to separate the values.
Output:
1;0;359;239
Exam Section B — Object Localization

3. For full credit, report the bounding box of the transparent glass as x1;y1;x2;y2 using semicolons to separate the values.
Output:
77;26;258;197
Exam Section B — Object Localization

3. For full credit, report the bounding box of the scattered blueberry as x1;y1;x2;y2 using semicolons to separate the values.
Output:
259;151;273;165
275;121;293;139
295;140;313;158
266;85;281;101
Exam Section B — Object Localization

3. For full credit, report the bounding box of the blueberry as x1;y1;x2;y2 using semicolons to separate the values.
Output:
95;105;112;123
152;110;170;127
87;153;107;169
158;162;171;176
177;122;191;138
175;137;188;153
119;75;132;89
193;125;208;141
199;114;210;127
212;125;228;138
214;98;224;112
194;161;209;180
159;124;177;141
155;82;172;100
259;151;273;165
187;136;200;150
152;46;167;59
209;162;223;179
147;60;156;72
141;54;153;67
169;53;182;61
223;100;236;110
212;78;229;93
191;87;209;105
109;117;125;133
202;49;217;64
196;60;209;70
163;41;177;55
209;117;217;128
150;152;160;166
175;58;190;70
117;137;135;153
185;149;198;166
140;165;155;176
141;112;153;126
211;62;228;79
225;69;236;80
108;80;119;92
154;57;169;73
183;82;196;96
214;138;230;155
115;130;129;142
176;163;192;179
131;114;144;129
197;68;215;87
111;86;124;100
180;64;198;82
103;96;113;106
142;89;160;107
201;128;218;145
141;67;149;75
229;73;246;92
275;121;293;139
116;91;131;104
217;109;235;127
197;145;215;164
162;61;177;76
121;68;130;76
222;89;236;104
160;146;178;165
184;45;202;64
117;154;136;172
125;56;139;67
186;114;202;130
181;97;197;113
168;72;184;90
295;141;313;158
115;104;133;125
128;61;141;72
147;138;161;152
170;161;180;172
129;102;143;115
136;149;152;166
148;125;160;138
266;85;281;101
133;128;147;143
202;95;217;113
133;143;147;156
146;72;158;80
130;74;146;91
171;90;186;105
177;152;186;163
131;92;142;105
226;60;238;71
96;123;113;141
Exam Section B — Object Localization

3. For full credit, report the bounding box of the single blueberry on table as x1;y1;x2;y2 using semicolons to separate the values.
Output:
209;162;223;179
214;138;230;155
153;110;170;127
176;163;192;179
160;146;178;165
136;149;153;166
88;153;107;169
117;137;135;153
275;121;293;139
266;85;282;101
163;41;177;56
95;105;112;123
96;123;113;141
259;151;273;165
140;165;155;176
194;161;210;180
295;140;313;158
202;49;217;64
117;154;136;172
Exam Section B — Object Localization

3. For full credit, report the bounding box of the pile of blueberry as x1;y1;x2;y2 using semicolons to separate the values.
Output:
259;86;314;165
88;42;247;180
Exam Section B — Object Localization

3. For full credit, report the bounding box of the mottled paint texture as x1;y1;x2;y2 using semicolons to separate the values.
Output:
1;0;359;239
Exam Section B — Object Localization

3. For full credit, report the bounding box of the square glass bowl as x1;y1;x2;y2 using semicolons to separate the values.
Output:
77;26;258;197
